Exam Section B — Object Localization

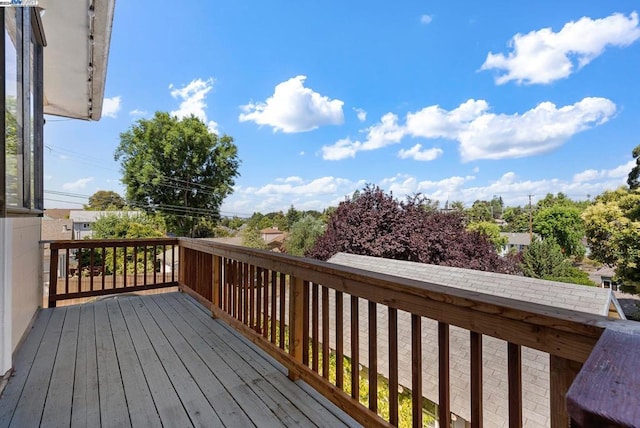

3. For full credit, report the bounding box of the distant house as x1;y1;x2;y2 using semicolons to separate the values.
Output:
68;210;140;239
41;216;74;280
591;266;618;291
260;227;288;251
500;232;535;255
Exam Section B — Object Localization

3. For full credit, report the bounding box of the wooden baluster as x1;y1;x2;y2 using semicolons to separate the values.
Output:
439;322;451;428
64;249;70;296
288;276;305;380
270;270;277;343
90;247;95;291
123;246;128;288
243;262;249;324
101;247;106;290
78;247;82;293
471;331;483;428
212;255;221;317
389;307;398;426
133;246;138;288
162;244;166;283
322;286;329;379
508;342;522;428
412;314;422;428
336;291;344;390
262;268;269;339
171;245;175;284
48;247;59;308
351;295;359;401
312;282;319;372
143;246;148;286
369;301;378;413
302;280;310;366
249;265;255;328
152;245;156;286
255;267;262;332
279;273;286;350
550;355;581;428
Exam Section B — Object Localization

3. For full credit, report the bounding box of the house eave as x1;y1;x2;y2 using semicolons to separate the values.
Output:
39;0;115;121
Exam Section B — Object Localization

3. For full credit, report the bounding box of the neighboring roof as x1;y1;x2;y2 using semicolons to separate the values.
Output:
41;218;73;241
594;266;616;279
327;252;623;427
43;208;71;220
500;232;534;246
260;227;283;234
69;210;139;223
40;0;115;120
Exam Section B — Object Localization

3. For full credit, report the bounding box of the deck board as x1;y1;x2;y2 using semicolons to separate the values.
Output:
0;292;359;428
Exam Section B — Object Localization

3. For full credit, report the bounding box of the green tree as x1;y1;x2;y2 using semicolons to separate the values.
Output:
583;187;640;289
628;144;640;189
241;227;267;249
89;212;166;274
285;205;302;231
115;112;240;237
502;206;530;233
521;238;594;286
85;190;126;210
284;215;325;256
449;200;465;212
533;206;585;258
467;221;508;252
466;200;493;223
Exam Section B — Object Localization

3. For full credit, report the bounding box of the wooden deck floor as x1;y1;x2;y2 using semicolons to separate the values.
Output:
0;292;359;428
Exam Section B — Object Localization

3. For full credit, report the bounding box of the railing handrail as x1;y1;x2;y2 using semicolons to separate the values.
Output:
50;237;179;250
178;237;635;363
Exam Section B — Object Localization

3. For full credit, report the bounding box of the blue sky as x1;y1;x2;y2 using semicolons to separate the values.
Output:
44;1;640;216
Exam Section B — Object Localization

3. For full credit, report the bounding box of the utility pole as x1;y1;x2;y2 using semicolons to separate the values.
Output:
528;194;533;241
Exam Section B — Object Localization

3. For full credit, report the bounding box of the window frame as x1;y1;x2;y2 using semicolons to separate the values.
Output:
1;7;45;218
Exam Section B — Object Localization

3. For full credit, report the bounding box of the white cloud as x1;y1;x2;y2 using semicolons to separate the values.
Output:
481;12;640;85
129;109;148;117
397;144;443;161
62;177;94;191
420;15;433;25
573;160;635;182
102;96;121;118
221;160;632;214
239;75;344;133
169;78;221;134
354;107;367;122
323;97;616;162
322;113;404;160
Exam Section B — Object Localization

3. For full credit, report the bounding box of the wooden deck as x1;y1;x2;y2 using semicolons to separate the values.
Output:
0;292;359;428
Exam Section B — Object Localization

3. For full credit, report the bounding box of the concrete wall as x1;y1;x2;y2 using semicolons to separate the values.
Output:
0;217;42;375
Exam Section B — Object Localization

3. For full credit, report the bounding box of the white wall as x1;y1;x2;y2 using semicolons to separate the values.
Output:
0;217;42;375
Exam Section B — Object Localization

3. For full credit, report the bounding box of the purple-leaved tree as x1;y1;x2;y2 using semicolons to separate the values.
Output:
307;185;520;275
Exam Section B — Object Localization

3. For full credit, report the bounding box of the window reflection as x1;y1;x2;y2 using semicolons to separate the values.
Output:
5;8;20;207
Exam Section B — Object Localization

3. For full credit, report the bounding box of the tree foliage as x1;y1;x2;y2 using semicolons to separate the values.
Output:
88;212;166;274
308;186;519;274
241;227;267;249
628;144;640;190
284;215;325;256
520;238;594;286
85;190;126;210
467;221;508;251
533;205;585;258
583;187;640;289
502;206;530;233
115;112;240;237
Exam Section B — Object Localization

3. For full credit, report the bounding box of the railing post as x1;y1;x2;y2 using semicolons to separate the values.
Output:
211;255;221;318
550;355;581;428
288;276;304;380
178;245;185;287
48;247;58;308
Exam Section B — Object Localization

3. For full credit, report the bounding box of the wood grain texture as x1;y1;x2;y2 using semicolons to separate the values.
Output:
438;322;451;428
508;342;522;428
566;328;640;427
550;355;581;428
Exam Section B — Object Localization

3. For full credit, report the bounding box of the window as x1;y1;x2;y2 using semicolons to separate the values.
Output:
1;7;44;217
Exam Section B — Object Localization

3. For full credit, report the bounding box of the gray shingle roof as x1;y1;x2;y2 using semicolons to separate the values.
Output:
325;252;620;427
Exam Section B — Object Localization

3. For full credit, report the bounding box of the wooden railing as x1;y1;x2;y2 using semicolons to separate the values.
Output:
176;238;639;428
47;238;179;307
